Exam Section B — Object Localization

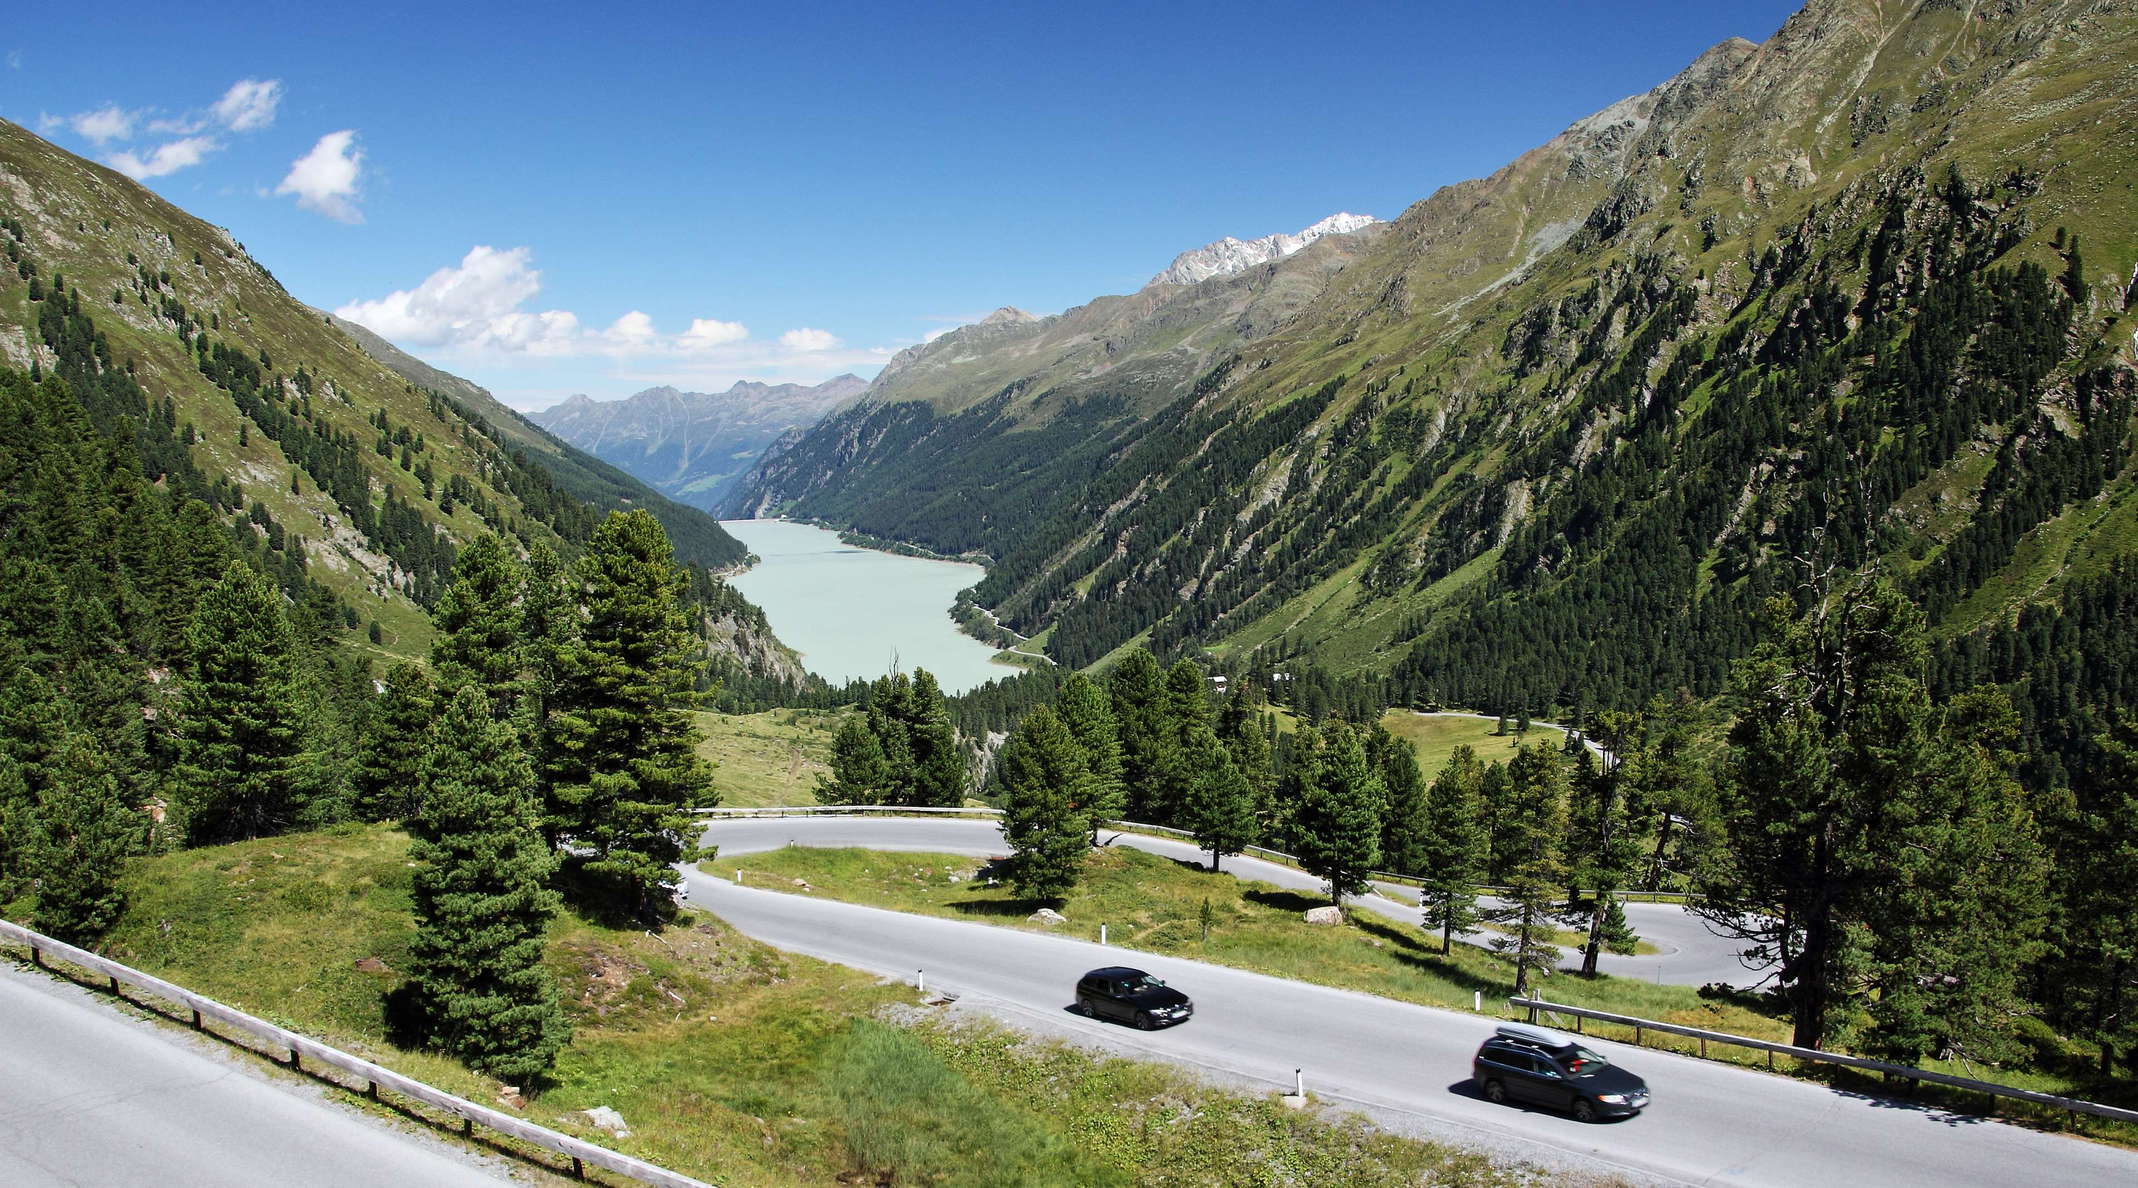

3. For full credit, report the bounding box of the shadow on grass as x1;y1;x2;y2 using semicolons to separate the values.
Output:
1242;888;1328;915
947;898;1043;919
1350;914;1510;997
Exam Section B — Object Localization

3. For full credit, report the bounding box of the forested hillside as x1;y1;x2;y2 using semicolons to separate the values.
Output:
728;0;2138;765
0;115;745;641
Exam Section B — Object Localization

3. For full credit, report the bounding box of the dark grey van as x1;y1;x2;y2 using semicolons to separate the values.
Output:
1472;1023;1649;1121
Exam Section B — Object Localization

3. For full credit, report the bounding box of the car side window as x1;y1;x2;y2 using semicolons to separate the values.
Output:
1486;1048;1531;1073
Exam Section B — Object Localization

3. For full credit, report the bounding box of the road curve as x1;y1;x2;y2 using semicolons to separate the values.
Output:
679;866;2138;1188
701;816;1771;987
0;962;518;1187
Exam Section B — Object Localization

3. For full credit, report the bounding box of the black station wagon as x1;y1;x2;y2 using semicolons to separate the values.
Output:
1074;966;1192;1029
1472;1023;1650;1122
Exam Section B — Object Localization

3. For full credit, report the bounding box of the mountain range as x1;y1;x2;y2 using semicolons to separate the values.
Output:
531;374;867;514
720;0;2138;757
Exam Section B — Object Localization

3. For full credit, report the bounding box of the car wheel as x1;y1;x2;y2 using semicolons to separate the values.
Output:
1483;1080;1506;1105
1572;1097;1598;1124
1076;998;1095;1017
1135;1011;1155;1030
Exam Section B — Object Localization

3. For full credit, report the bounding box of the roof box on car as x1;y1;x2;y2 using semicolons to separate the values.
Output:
1495;1022;1577;1048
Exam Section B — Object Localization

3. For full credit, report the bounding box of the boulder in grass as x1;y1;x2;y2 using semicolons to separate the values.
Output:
1028;907;1067;926
1302;906;1343;926
582;1106;630;1137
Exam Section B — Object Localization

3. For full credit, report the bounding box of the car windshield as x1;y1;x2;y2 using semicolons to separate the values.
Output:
1124;975;1166;992
1559;1046;1611;1075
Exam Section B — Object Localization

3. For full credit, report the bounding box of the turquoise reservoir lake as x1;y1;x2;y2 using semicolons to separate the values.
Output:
718;519;1015;694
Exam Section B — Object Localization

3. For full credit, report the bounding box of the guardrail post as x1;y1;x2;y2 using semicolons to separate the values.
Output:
572;1155;584;1179
109;974;120;994
29;944;40;968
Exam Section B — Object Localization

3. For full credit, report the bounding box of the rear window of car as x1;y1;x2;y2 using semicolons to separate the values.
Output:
1481;1047;1534;1072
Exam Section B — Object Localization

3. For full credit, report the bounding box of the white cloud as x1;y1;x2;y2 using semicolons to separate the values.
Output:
65;104;142;144
336;247;882;395
779;327;842;352
278;129;363;222
6;51;21;70
107;136;220;180
335;245;568;350
211;78;281;132
679;317;748;351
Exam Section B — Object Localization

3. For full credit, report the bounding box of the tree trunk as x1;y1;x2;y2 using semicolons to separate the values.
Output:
1790;912;1835;1050
1210;849;1221;873
1644;814;1672;890
1442;917;1454;955
1580;898;1604;978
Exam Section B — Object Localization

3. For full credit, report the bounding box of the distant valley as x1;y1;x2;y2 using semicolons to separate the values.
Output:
533;374;867;513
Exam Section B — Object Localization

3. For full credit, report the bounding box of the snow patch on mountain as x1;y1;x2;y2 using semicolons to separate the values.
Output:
1149;212;1380;288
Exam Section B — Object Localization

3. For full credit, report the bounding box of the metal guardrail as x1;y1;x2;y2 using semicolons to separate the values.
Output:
1506;994;2138;1126
0;919;716;1188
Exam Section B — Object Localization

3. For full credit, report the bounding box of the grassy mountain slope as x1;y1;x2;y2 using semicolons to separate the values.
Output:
724;0;2138;735
0;117;748;653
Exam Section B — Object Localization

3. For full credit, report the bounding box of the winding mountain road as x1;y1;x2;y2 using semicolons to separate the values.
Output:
691;815;2138;1187
702;815;1769;987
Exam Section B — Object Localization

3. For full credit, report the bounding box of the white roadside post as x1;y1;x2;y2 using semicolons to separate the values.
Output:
1100;924;1108;945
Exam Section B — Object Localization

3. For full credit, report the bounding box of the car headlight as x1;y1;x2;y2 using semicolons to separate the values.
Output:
1597;1094;1627;1104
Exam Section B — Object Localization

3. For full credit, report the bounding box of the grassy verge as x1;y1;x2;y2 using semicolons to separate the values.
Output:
8;823;1584;1186
724;845;1766;1033
693;707;844;807
1378;710;1556;776
724;844;2138;1144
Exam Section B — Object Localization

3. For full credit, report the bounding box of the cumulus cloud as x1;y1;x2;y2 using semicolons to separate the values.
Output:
779;327;842;352
59;104;142;144
278;129;363;222
211;78;281;132
335;247;885;396
108;136;219;180
679;317;749;351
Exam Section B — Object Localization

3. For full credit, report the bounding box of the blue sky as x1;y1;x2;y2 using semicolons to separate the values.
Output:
5;1;1803;411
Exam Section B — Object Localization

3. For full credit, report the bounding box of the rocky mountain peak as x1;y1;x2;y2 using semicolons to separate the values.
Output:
1148;212;1381;288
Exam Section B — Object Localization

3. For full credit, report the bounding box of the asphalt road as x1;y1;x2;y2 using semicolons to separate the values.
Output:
679;864;2138;1188
0;962;520;1187
702;815;1771;987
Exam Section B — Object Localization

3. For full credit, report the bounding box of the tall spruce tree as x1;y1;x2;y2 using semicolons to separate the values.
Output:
1487;742;1568;996
547;511;715;923
1185;745;1257;873
1151;659;1213;826
521;540;580;838
995;706;1089;901
1563;740;1643;977
1861;688;2048;1065
1292;721;1384;911
26;735;140;944
1368;722;1428;877
1054;672;1125;842
1109;648;1170;821
403;686;568;1085
905;669;966;807
1696;573;2034;1051
1418;746;1490;954
2050;714;2138;1075
818;713;891;804
428;534;526;719
351;661;434;822
170;562;309;845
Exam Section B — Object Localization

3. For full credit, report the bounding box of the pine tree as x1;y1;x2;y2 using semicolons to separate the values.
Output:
1185;745;1257;873
1368;722;1428;876
1151;659;1212;826
351;661;434;822
2050;714;2138;1075
429;534;525;719
1487;742;1568;996
1054;672;1124;842
1861;689;2048;1065
905;669;966;807
403;686;568;1085
520;541;580;842
1109;648;1170;822
170;562;309;845
1418;746;1490;954
995;706;1088;901
548;511;715;923
1563;738;1643;977
1697;573;1997;1050
26;736;140;944
819;713;890;804
1292;721;1384;911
